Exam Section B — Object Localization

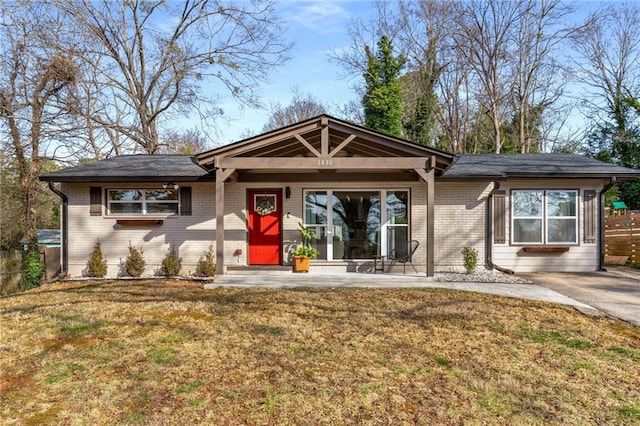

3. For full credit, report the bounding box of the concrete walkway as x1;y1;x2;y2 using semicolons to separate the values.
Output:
206;271;598;315
522;267;640;326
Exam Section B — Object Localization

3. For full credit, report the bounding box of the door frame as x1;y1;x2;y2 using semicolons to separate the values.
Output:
246;188;283;265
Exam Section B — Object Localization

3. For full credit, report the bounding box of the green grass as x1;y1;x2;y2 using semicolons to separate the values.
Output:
147;347;178;365
1;279;639;425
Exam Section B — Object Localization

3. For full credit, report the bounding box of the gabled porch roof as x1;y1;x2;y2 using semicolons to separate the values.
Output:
203;115;447;277
196;114;454;178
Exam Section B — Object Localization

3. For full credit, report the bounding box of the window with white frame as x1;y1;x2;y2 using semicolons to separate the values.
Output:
303;189;409;260
108;189;179;215
512;190;577;244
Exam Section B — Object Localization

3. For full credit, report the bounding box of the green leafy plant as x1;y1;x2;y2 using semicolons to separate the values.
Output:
86;241;108;278
291;245;319;258
22;246;44;289
161;246;182;276
197;245;216;277
291;223;319;258
125;243;146;277
627;261;640;270
462;246;478;275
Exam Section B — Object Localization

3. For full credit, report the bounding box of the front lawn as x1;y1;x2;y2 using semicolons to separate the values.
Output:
1;280;639;424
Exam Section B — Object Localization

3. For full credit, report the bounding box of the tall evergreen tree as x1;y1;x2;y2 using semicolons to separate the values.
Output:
362;36;406;137
400;71;439;146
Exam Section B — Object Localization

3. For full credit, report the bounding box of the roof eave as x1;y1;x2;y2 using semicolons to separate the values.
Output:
503;172;640;179
39;175;215;183
438;175;506;181
439;172;640;181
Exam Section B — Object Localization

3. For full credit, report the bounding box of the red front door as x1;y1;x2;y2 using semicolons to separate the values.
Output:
248;190;282;265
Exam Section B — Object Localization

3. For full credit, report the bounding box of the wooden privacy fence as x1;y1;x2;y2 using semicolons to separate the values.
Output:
0;248;61;294
605;214;640;263
1;250;22;294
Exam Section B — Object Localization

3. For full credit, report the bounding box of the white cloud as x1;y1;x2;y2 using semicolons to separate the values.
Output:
281;0;352;34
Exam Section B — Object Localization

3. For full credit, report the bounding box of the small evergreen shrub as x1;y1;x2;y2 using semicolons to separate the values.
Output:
125;243;146;277
22;247;44;290
86;241;108;278
462;246;478;275
161;246;182;277
197;245;216;277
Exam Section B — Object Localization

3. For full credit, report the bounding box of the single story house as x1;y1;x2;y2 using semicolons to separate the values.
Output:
40;115;640;277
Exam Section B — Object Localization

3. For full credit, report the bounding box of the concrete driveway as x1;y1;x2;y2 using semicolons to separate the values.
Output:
521;267;640;326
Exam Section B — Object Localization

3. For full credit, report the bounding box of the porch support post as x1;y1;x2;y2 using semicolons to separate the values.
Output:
426;162;435;277
215;166;236;276
215;169;225;275
415;156;435;277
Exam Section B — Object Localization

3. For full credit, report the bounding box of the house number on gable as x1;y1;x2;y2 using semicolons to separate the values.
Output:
318;159;334;166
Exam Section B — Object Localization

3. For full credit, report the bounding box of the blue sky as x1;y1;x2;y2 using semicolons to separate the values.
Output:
210;1;376;146
201;0;605;149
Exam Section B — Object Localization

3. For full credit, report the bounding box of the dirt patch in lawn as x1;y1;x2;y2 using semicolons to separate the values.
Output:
1;280;639;425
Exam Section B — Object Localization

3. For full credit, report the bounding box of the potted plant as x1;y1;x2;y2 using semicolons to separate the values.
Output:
291;223;319;273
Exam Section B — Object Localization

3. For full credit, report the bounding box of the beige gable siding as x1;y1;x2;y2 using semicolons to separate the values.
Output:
434;182;492;270
491;178;607;272
63;182;216;277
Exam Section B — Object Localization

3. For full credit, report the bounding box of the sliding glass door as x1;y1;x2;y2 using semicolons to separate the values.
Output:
304;189;409;261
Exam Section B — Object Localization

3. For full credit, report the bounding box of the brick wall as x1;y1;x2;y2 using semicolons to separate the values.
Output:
434;181;492;270
63;182;216;277
62;179;505;276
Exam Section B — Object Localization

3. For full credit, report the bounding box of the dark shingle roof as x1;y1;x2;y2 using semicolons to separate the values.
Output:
442;153;640;180
39;152;640;182
40;155;212;182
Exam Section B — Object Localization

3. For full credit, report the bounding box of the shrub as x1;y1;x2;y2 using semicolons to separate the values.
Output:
627;262;640;270
462;246;478;275
125;243;146;277
197;245;216;277
161;246;182;277
86;241;108;278
22;247;44;290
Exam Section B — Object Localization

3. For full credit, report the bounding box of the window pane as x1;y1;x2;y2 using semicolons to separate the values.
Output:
513;218;542;243
548;218;577;243
513;191;543;217
109;203;142;214
547;191;576;217
304;191;328;225
308;226;327;260
387;226;408;257
147;203;179;214
146;189;178;201
109;190;142;201
386;191;408;224
333;191;380;259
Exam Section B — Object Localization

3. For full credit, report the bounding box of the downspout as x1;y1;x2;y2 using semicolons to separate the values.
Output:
599;177;617;271
486;181;514;274
48;181;68;277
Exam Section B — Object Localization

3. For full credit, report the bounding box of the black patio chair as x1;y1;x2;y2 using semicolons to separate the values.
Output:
387;240;419;274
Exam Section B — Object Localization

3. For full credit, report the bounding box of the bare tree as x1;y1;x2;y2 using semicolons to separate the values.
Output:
0;2;79;245
436;51;476;153
262;88;327;132
509;0;574;153
453;0;523;153
160;129;209;154
571;4;640;122
61;0;292;154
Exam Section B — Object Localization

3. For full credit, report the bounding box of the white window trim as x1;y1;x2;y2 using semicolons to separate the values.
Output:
303;189;410;261
107;188;180;216
511;189;578;245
